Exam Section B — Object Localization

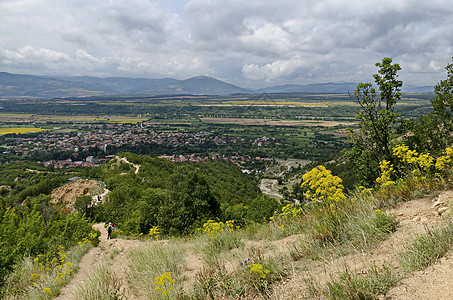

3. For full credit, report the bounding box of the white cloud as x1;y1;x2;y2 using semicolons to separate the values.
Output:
430;60;442;72
1;46;72;64
1;0;453;87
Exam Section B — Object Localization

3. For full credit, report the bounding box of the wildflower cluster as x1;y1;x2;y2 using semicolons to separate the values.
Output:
358;186;373;196
29;273;39;285
148;226;160;241
201;220;235;239
153;272;175;295
248;263;270;279
376;160;396;187
393;144;434;172
435;147;453;171
270;204;301;221
279;204;301;218
240;258;251;267
301;165;346;213
393;144;418;164
27;245;78;296
79;231;99;246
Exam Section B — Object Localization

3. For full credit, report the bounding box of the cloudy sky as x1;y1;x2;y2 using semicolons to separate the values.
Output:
1;0;452;88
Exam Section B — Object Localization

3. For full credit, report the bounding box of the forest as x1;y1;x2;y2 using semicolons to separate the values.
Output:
0;155;279;284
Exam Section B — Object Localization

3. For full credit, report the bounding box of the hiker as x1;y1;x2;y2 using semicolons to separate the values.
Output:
107;222;114;239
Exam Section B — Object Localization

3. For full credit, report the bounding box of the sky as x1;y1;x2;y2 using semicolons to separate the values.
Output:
1;0;452;89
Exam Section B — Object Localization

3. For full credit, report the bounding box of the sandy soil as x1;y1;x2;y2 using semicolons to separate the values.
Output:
383;190;453;300
51;179;100;206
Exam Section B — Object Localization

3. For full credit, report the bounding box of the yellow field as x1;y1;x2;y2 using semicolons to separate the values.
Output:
0;127;49;135
200;117;357;127
0;114;147;124
196;101;329;107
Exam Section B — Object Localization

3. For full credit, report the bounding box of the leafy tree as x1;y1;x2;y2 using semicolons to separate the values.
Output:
158;168;220;235
345;57;402;184
408;58;453;153
74;195;93;217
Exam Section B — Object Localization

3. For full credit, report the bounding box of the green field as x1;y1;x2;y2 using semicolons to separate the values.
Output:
0;92;434;163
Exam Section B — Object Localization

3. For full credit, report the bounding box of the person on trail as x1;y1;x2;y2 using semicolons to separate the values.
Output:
107;222;114;239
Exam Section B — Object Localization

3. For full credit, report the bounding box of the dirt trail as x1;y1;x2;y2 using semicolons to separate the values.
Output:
383;190;453;300
55;223;143;300
272;190;453;299
56;190;453;299
118;156;140;174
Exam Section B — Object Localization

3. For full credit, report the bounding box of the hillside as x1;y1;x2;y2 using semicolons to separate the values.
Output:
37;188;453;299
0;72;432;98
0;72;250;98
3;151;453;299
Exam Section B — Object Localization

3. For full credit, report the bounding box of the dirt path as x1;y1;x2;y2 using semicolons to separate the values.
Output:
383;190;453;300
56;190;453;299
55;223;143;299
119;156;140;174
271;190;453;299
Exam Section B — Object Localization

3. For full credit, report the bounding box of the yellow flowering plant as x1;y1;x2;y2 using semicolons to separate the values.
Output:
244;263;272;291
392;144;434;173
153;272;175;296
435;146;453;171
148;226;160;241
248;263;270;279
376;160;396;187
201;220;236;239
300;165;349;241
301;165;346;213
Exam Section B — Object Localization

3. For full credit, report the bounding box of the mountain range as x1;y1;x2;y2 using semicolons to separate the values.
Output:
0;72;434;98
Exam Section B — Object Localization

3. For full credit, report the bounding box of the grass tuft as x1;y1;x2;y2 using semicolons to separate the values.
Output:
307;262;400;300
399;222;453;272
72;263;124;300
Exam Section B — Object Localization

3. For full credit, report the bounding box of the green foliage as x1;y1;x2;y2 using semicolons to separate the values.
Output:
345;57;402;185
74;195;93;217
406;58;453;154
0;194;96;284
97;154;274;236
0;162;70;206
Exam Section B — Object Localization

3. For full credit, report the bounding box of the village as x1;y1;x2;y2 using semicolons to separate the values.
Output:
1;122;272;169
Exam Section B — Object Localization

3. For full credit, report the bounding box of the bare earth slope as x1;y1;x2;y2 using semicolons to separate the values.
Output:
273;190;453;299
383;190;453;300
51;179;99;206
56;190;453;299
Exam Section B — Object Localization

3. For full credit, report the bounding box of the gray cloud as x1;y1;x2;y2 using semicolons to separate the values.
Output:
1;0;452;88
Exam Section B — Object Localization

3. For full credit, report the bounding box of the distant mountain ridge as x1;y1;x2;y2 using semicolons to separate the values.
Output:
0;72;433;98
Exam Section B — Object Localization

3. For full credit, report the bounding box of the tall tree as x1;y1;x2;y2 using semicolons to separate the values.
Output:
345;57;402;184
406;58;453;154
